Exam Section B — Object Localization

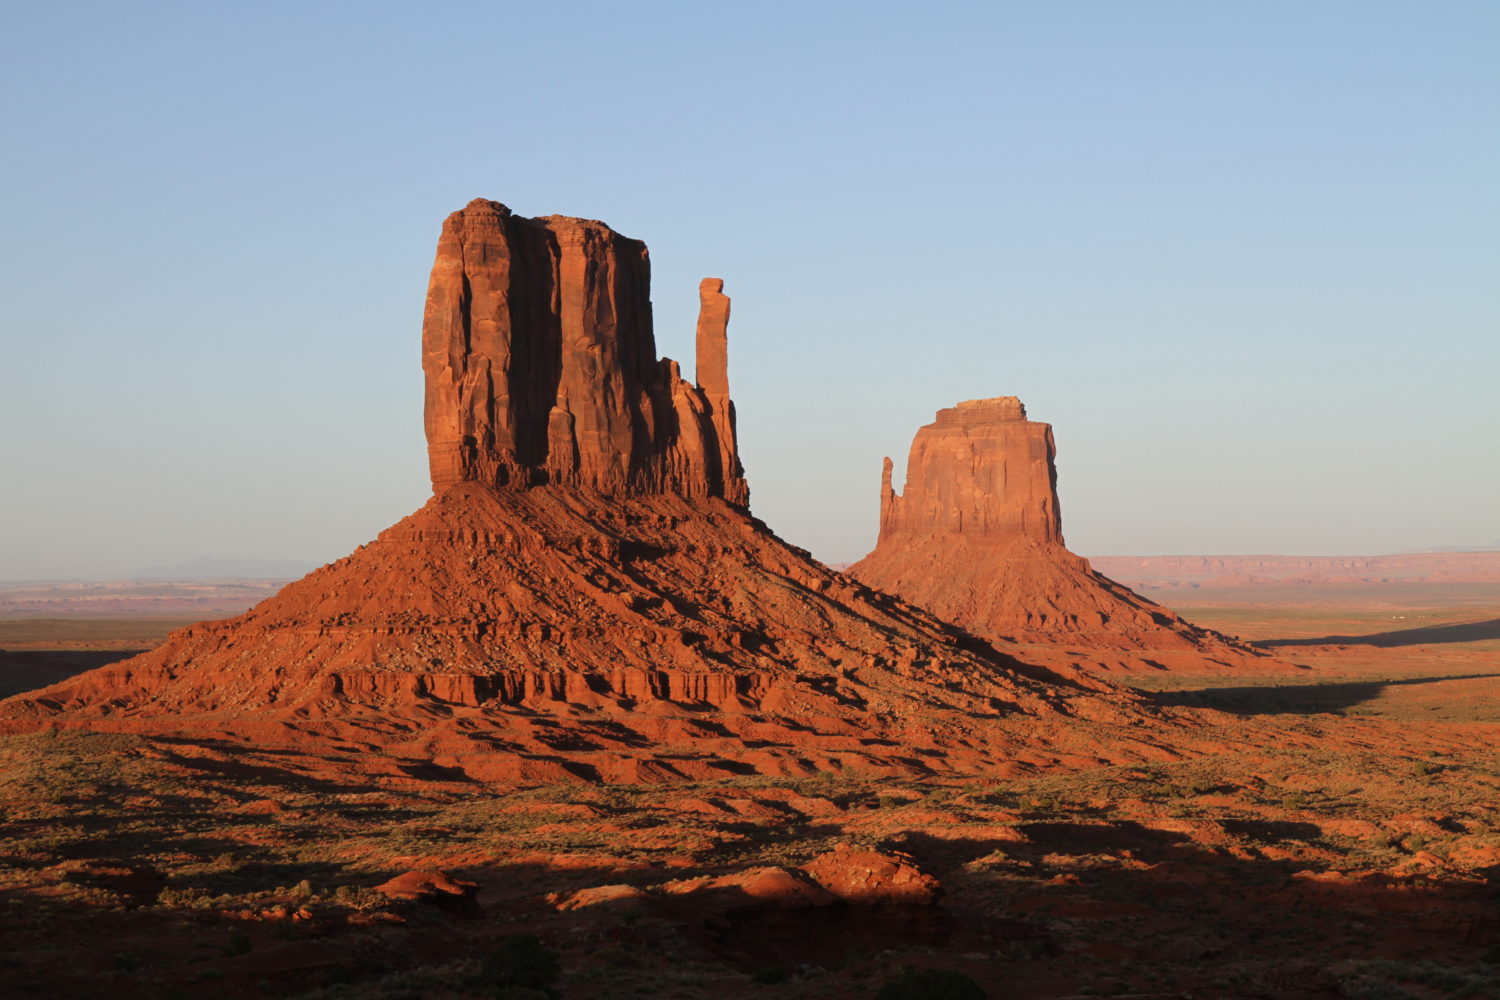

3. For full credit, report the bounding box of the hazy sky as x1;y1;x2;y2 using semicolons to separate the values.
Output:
2;1;1496;580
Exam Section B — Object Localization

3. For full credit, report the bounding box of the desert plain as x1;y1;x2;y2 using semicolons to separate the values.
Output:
2;202;1497;1000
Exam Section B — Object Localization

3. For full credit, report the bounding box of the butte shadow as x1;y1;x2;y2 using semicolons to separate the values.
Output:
0;200;1184;784
1260;617;1500;648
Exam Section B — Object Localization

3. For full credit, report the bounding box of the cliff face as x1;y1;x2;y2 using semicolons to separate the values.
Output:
878;397;1060;546
852;397;1256;661
422;199;748;505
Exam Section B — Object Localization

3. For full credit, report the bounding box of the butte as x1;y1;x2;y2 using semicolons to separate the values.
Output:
848;397;1275;671
0;201;1179;783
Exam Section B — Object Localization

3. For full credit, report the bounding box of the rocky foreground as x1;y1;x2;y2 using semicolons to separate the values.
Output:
4;706;1498;999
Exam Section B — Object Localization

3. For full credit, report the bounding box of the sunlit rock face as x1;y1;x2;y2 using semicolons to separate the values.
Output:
851;396;1248;657
875;397;1061;546
422;199;748;505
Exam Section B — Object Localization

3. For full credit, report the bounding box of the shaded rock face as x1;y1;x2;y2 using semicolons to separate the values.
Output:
0;201;1170;782
852;397;1253;660
423;200;748;505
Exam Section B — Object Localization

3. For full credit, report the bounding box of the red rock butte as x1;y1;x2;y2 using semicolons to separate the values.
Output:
422;201;746;504
0;201;1184;783
849;397;1262;666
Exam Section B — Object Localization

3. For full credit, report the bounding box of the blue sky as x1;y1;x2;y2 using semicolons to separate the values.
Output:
2;1;1496;579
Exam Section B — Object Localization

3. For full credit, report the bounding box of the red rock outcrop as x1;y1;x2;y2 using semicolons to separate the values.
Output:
374;869;481;917
878;397;1061;546
799;845;941;905
549;849;947;971
553;848;940;916
422;200;747;505
850;397;1260;663
0;202;1176;781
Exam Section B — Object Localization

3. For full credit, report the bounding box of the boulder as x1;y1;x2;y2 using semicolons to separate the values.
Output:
374;869;481;917
799;845;942;905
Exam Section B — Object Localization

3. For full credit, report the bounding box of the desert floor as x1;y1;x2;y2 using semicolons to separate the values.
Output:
2;582;1498;999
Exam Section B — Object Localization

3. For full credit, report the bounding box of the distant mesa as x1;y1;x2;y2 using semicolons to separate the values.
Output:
1089;551;1500;590
0;201;1156;782
133;556;317;580
848;396;1263;666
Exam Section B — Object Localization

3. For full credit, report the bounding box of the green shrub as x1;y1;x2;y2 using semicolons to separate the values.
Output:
874;967;986;1000
157;886;214;909
332;884;383;909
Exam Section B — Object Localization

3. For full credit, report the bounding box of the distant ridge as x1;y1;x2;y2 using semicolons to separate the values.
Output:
1088;551;1500;590
1404;542;1500;554
133;556;318;580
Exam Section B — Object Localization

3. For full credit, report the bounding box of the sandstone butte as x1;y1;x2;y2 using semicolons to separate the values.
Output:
0;200;1224;784
848;397;1273;670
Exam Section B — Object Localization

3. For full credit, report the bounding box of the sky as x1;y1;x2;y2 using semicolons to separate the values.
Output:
1;1;1496;580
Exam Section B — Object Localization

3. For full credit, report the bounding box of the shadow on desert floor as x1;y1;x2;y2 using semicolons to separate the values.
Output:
1258;617;1500;648
0;650;146;699
1146;672;1500;717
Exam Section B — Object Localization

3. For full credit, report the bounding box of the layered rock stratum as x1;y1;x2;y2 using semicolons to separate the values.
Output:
849;397;1263;666
0;201;1183;782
